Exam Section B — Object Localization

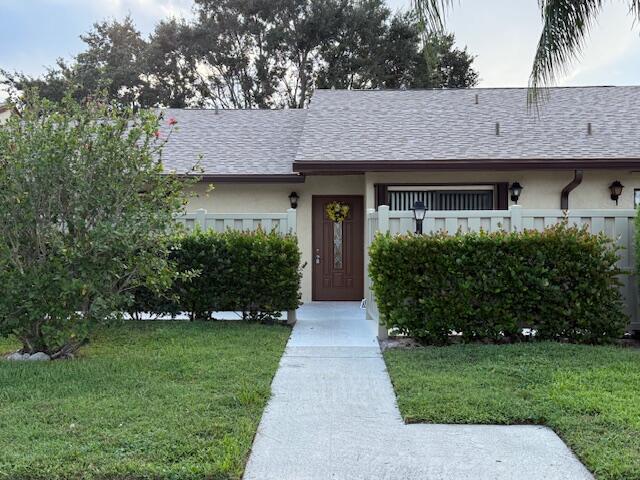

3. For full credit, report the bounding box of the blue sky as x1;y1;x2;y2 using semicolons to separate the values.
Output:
1;0;639;101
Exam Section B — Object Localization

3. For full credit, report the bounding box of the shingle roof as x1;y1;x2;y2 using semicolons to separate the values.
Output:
159;108;306;176
296;86;640;163
159;86;640;176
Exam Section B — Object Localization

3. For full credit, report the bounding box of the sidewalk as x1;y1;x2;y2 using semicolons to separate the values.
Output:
243;302;592;480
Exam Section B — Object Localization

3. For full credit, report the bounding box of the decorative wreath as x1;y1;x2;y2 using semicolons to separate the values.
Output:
326;201;350;223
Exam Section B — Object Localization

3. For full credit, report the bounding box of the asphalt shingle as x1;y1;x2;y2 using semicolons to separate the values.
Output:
159;108;306;175
296;87;640;162
158;86;640;175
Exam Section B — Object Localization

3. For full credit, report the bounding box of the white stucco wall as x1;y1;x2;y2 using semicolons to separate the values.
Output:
186;176;366;302
364;170;640;210
186;169;640;303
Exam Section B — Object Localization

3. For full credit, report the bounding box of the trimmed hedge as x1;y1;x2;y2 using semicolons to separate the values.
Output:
132;228;302;321
369;224;627;344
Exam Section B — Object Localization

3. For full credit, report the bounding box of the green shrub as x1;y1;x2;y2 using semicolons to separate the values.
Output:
0;93;187;357
136;228;302;321
369;224;627;344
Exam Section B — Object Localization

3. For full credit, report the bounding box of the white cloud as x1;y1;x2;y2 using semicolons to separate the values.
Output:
389;0;640;87
559;3;637;85
26;0;194;29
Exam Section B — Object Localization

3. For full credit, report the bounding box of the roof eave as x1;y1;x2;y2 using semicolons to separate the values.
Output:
172;173;305;184
293;158;640;173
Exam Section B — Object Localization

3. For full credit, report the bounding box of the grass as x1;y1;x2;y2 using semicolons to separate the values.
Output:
0;321;290;480
384;342;640;480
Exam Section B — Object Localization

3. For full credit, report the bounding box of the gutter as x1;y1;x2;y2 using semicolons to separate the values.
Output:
560;170;583;210
293;158;640;173
175;174;306;184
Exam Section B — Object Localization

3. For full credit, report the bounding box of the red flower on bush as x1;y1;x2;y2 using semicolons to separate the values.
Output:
154;130;161;139
168;117;178;126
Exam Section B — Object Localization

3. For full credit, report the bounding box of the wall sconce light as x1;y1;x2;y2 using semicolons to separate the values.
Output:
609;181;624;205
509;182;523;204
412;200;427;234
288;191;299;209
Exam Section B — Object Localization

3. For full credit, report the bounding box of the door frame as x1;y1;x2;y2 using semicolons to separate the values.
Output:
311;194;365;301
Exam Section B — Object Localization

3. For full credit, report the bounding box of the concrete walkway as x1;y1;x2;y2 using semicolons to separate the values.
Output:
243;302;593;480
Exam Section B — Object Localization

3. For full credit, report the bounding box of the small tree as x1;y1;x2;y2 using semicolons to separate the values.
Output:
0;93;188;358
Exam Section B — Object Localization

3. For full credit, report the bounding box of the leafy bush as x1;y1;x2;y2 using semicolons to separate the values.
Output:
369;224;627;345
0;93;188;357
135;228;302;321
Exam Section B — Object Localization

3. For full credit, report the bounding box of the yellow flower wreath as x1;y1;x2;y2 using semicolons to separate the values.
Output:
325;201;350;223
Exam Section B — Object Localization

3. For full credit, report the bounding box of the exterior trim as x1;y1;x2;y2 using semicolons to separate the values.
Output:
496;182;509;210
293;159;640;173
177;174;305;184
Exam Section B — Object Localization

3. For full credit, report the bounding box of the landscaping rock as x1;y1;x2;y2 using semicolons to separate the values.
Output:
5;352;27;361
4;351;51;361
26;352;51;361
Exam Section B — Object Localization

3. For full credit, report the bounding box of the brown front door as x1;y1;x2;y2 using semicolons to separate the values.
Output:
312;195;364;301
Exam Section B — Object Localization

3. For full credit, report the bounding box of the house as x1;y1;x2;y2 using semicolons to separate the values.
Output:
160;86;640;305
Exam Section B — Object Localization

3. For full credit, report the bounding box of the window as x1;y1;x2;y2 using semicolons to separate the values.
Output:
635;189;640;208
386;185;495;211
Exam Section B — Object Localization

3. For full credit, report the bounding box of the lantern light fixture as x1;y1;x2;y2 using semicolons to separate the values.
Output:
609;181;624;205
288;191;299;209
412;200;427;234
509;182;523;204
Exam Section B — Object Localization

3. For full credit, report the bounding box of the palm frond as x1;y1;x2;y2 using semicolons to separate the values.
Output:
528;0;603;106
412;0;457;32
630;0;640;22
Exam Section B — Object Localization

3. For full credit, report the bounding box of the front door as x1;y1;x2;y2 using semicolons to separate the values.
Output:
312;195;364;301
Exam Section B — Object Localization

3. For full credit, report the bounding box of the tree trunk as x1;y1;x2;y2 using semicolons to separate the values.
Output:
297;51;310;109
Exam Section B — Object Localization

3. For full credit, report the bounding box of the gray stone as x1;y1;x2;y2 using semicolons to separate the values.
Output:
26;352;51;361
5;352;26;361
243;302;593;480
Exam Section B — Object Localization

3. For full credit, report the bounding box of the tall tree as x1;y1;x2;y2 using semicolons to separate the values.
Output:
192;0;347;108
191;0;284;108
411;0;640;102
317;11;478;90
2;17;148;107
141;19;203;108
2;0;480;108
414;32;478;88
73;16;148;107
316;0;390;90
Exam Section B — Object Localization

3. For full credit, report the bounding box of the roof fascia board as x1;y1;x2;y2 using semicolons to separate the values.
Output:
293;159;640;173
185;174;306;183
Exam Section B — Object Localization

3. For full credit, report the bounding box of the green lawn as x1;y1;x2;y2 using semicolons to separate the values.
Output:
384;342;640;480
0;321;290;480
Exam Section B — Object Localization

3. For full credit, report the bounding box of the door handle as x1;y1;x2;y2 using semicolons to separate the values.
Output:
315;249;321;264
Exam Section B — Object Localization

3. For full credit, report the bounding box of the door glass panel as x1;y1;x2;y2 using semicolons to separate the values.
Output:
333;222;343;269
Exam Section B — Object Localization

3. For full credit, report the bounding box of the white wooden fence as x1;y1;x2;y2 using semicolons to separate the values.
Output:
176;208;297;234
174;208;298;324
366;205;639;333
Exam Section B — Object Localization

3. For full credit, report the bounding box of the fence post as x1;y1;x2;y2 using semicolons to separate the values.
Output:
376;205;390;340
510;205;522;232
287;208;297;234
286;208;298;325
378;205;390;233
366;208;376;220
195;209;207;229
365;209;376;321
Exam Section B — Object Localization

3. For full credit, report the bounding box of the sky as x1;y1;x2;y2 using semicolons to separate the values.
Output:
1;0;639;101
